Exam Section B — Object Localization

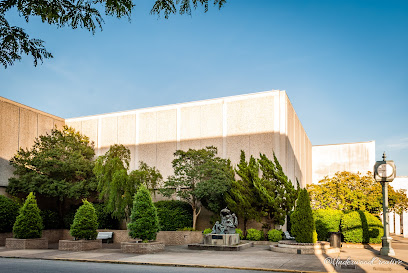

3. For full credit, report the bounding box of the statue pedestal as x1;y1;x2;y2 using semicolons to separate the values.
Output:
203;234;240;246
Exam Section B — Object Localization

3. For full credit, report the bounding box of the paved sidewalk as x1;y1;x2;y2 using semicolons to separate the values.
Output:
0;235;407;273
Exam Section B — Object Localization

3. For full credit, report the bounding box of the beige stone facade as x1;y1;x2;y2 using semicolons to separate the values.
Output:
0;97;65;188
312;141;376;183
66;90;312;187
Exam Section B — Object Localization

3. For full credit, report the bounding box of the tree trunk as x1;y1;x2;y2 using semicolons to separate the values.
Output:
243;218;248;237
192;206;202;230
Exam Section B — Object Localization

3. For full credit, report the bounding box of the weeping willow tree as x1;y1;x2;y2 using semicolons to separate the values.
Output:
94;144;162;220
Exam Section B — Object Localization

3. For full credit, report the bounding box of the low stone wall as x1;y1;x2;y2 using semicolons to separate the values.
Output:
42;229;64;243
59;240;102;251
156;231;203;245
0;232;13;246
5;238;48;249
121;241;165;254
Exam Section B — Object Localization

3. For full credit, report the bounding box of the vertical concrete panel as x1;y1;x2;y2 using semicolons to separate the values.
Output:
37;115;54;137
100;116;118;150
286;101;295;185
66;121;81;133
395;213;401;235
118;114;136;170
138;112;157;168
279;92;287;175
156;110;177;178
389;211;395;233
0;101;19;187
180;106;201;141
19;108;38;150
53;119;65;130
403;211;408;238
81;119;98;149
200;103;223;154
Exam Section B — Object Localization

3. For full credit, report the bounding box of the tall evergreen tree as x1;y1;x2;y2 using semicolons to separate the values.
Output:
291;189;317;243
13;192;43;239
128;186;160;241
225;151;261;235
70;199;98;240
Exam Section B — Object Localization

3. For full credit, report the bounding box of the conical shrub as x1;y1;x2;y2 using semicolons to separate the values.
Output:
13;192;43;239
128;186;159;241
70;199;98;240
291;189;317;243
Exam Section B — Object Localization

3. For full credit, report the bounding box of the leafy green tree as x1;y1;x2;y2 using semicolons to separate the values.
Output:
291;189;317;243
13;192;43;239
7;126;96;221
0;195;20;233
94;145;162;220
225;151;261;235
307;171;406;214
255;153;299;229
161;146;233;230
128;186;160;241
1;0;225;68
70;199;98;240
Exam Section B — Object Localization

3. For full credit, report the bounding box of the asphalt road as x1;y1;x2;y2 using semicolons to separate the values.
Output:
0;258;281;273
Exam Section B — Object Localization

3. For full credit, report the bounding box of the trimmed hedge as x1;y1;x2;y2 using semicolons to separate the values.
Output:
313;209;343;241
128;186;160;241
268;229;283;242
70;200;98;240
291;189;317;243
341;210;383;244
0;195;20;233
246;229;263;241
93;203;120;229
41;209;61;230
13;192;43;239
155;200;192;231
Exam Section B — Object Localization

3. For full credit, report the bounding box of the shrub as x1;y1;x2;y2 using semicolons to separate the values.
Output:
246;229;263;241
155;200;192;231
13;192;43;239
0;195;20;233
235;228;244;239
128;186;160;241
268;229;283;242
313;209;343;241
291;189;317;243
41;209;61;229
203;228;212;234
93;203;120;229
341;211;383;244
177;227;195;231
70;200;98;240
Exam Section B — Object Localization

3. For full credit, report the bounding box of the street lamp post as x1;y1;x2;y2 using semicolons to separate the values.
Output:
374;152;396;256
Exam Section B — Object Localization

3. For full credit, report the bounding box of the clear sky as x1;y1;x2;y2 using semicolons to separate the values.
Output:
1;0;407;175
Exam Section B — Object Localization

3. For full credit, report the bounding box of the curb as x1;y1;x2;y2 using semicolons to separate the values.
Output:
0;255;332;273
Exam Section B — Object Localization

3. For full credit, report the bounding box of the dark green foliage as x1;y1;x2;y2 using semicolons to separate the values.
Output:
41;210;61;230
62;206;79;229
128;186;160;241
268;229;283;242
235;228;244;239
225;151;261;235
7;126;96;220
203;228;212;234
341;211;383;244
291;189;317;243
246;229;263;241
256;153;299;229
0;195;20;232
161;146;233;230
70;200;98;240
13;192;43;239
313;209;343;241
93;203;120;230
155;200;192;231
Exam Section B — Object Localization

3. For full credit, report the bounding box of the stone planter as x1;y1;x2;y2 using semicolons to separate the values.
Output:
58;239;102;251
156;231;203;245
5;238;48;249
121;241;165;254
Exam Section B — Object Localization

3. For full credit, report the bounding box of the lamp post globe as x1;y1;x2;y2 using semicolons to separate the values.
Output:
374;152;396;256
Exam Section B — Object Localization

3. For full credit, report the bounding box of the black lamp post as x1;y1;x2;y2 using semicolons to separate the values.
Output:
374;152;396;256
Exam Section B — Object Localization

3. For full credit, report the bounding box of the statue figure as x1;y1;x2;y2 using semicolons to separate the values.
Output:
211;207;238;234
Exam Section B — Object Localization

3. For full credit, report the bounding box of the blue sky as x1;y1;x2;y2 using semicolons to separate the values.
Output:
1;0;407;175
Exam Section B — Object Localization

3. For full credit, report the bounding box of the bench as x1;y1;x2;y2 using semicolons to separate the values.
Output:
96;232;114;243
